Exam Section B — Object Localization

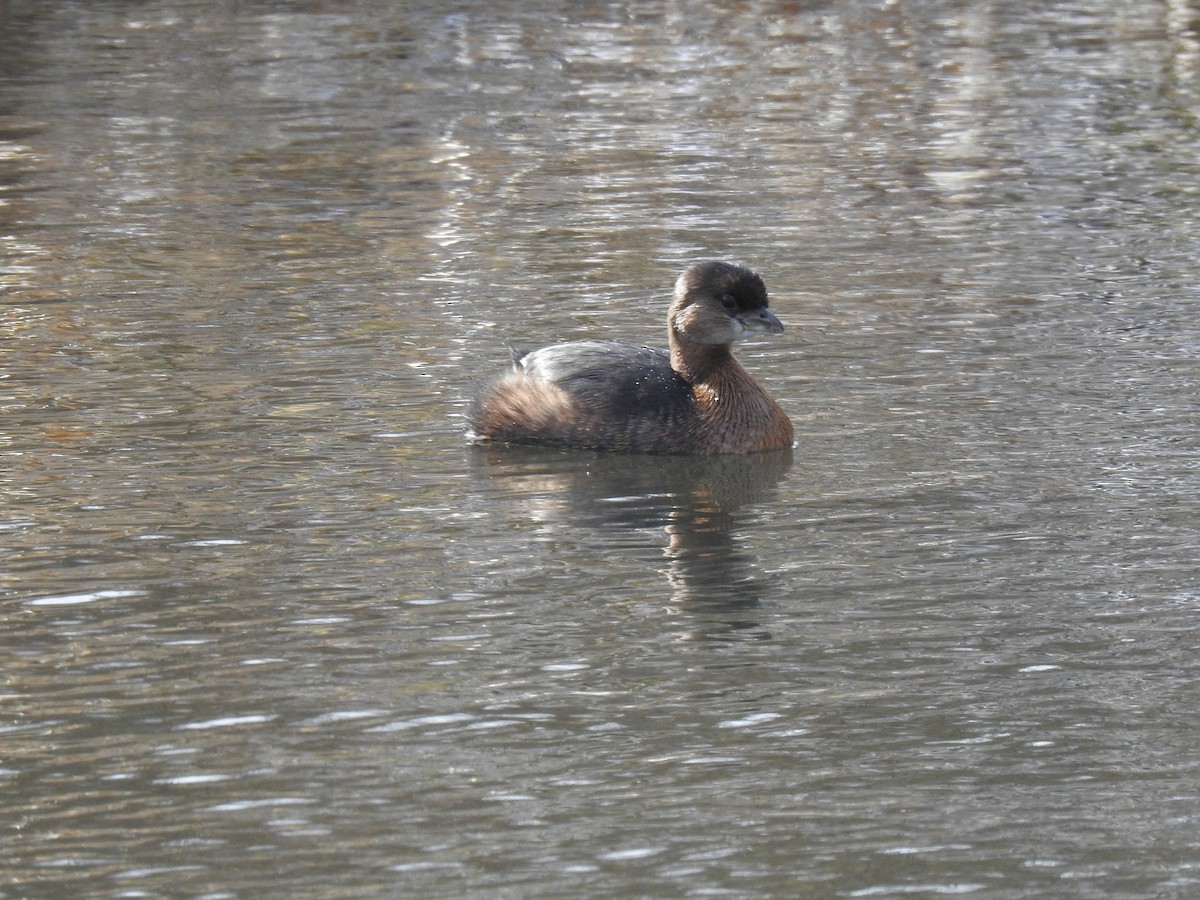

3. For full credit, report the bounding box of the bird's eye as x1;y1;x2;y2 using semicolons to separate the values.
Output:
720;294;737;311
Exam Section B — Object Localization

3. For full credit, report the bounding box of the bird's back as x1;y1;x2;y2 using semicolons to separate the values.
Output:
519;340;692;420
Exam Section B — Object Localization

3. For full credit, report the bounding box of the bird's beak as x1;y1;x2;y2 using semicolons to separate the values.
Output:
740;307;784;335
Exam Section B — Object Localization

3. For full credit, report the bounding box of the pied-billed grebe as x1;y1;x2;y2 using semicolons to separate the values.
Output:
469;261;794;455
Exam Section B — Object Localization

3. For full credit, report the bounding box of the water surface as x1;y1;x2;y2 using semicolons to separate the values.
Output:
3;0;1199;896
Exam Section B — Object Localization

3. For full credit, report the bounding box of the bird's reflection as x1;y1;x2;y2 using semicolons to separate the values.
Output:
470;445;793;641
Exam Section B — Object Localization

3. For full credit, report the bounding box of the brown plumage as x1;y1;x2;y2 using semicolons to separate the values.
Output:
469;262;794;455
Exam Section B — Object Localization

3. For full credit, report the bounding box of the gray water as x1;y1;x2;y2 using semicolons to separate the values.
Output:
3;0;1200;897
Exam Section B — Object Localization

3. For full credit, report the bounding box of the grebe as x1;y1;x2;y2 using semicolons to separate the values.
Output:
469;262;793;455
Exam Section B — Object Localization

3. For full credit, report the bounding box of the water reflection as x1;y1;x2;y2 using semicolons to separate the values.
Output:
470;446;792;638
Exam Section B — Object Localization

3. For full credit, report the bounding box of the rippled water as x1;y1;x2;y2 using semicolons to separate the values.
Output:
4;0;1200;896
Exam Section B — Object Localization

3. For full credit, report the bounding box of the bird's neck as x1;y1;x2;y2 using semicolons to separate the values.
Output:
669;337;735;384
